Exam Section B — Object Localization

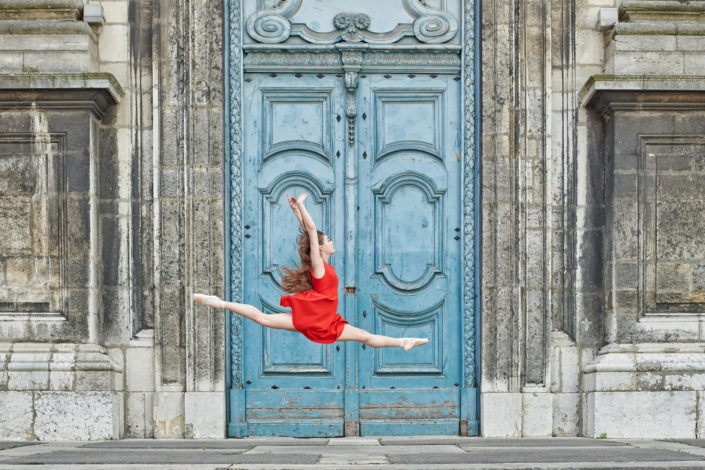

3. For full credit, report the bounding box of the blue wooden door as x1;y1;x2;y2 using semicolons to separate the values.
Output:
241;72;462;436
355;74;462;435
242;73;347;436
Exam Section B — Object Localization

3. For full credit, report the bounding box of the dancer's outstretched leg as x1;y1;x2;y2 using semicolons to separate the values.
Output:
193;294;297;332
337;324;428;351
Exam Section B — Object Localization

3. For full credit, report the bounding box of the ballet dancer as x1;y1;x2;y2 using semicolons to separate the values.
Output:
194;192;428;351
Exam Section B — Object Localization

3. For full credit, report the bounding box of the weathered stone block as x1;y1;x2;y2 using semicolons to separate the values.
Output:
551;336;580;393
522;391;552;437
8;349;50;390
576;29;604;65
613;35;677;52
184;391;225;438
101;1;129;24
0;52;22;71
153;391;185;438
125;391;154;438
126;346;154;392
48;370;74;391
610;51;685;75
0;391;34;440
553;393;580;437
74;370;113;391
34;391;120;440
698;391;705;439
23;50;95;73
99;25;129;62
587;391;696;438
684;54;705;75
481;392;521;437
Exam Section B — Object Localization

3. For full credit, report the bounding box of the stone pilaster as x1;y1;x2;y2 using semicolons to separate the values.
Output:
480;0;558;437
0;1;126;440
582;0;705;437
152;0;226;438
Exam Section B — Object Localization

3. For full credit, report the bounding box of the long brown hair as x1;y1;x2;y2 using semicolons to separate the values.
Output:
281;230;325;294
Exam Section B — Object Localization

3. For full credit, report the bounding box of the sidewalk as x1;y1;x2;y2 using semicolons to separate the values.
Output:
2;436;705;469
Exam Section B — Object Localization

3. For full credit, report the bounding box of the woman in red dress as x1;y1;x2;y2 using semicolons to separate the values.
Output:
194;193;428;351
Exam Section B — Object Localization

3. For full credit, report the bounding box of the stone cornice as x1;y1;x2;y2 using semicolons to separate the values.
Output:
243;44;462;73
0;19;96;40
0;0;83;20
620;0;705;22
580;75;705;115
0;73;123;119
611;21;705;36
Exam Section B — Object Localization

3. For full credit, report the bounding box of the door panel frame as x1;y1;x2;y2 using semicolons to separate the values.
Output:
225;0;480;437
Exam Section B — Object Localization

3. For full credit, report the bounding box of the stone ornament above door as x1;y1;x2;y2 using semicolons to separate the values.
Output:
246;0;458;44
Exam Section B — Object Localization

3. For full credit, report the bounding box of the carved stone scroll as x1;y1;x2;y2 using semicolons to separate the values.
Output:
406;0;458;44
245;0;457;45
246;0;300;43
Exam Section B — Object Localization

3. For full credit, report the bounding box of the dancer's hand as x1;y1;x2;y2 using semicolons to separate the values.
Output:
295;193;308;206
286;193;297;210
193;294;225;309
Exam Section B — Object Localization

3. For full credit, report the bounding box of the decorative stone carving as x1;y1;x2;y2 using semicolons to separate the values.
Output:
245;0;457;45
462;0;477;389
229;0;244;389
243;48;461;74
333;13;371;43
245;0;298;43
338;46;364;146
406;0;458;44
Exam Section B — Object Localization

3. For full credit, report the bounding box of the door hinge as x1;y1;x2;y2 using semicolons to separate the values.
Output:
345;286;356;294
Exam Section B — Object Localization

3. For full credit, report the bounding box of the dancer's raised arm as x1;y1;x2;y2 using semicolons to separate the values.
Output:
287;193;324;278
287;193;305;230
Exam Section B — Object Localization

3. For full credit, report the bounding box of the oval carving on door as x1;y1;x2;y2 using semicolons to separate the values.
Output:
373;172;445;292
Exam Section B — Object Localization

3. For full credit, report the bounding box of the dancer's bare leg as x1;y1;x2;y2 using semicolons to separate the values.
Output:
337;324;428;351
193;294;296;332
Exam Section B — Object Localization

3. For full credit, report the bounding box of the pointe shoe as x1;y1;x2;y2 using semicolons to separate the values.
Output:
193;293;224;309
401;338;429;351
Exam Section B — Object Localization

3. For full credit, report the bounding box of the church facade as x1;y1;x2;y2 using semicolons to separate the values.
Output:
1;0;705;440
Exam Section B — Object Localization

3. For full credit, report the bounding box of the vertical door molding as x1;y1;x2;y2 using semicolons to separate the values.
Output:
226;0;247;437
460;0;480;436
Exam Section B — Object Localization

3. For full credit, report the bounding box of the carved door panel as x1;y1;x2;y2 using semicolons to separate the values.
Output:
242;73;347;436
355;73;462;435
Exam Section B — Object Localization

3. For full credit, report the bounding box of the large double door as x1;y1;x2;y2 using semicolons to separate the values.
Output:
240;71;462;436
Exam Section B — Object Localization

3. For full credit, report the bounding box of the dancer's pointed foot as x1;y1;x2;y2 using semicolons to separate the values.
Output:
401;338;429;351
193;293;225;309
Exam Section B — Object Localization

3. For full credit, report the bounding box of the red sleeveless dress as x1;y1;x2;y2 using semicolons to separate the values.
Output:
280;261;348;344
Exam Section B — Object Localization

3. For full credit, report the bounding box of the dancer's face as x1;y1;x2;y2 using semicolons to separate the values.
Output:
320;235;335;256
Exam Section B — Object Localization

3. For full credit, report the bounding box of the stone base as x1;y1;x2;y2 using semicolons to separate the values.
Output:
0;391;122;440
583;343;705;438
0;343;123;440
586;390;699;439
481;391;555;437
185;392;225;438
